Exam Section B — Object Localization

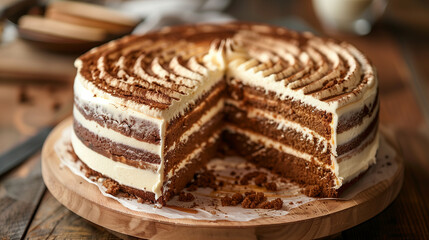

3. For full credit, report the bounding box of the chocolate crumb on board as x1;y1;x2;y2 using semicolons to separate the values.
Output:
221;193;244;206
221;191;282;210
240;171;262;185
242;191;266;208
103;179;120;195
218;180;225;187
221;196;233;206
265;182;278;191
178;192;195;202
258;198;283;210
254;173;268;186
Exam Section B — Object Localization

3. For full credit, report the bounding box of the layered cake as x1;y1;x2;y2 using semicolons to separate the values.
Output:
72;23;379;205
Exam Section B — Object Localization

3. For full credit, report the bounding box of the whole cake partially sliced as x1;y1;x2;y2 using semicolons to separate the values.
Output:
72;23;379;205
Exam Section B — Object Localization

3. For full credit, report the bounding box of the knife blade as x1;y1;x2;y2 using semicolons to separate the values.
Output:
0;126;52;177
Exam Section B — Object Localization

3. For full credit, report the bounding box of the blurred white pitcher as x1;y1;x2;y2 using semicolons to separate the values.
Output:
312;0;388;35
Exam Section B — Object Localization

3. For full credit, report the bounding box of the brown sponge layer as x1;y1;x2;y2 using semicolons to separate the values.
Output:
222;129;339;198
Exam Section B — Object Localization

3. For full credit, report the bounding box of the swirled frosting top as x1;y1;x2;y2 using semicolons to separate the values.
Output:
75;22;377;120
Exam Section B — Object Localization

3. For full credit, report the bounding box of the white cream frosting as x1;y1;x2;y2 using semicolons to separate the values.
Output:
225;125;315;163
71;129;163;193
73;106;161;155
74;73;165;135
166;99;224;153
337;132;379;184
166;131;221;178
225;99;329;153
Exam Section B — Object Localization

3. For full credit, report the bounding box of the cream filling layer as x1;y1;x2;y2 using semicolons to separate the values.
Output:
226;98;379;149
337;103;379;146
226;124;378;189
166;131;221;178
71;129;162;193
225;99;329;153
337;130;379;185
225;125;316;164
166;99;224;153
71;127;221;198
73;106;161;155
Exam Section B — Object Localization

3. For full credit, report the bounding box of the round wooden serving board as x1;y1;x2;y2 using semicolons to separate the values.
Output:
42;118;404;240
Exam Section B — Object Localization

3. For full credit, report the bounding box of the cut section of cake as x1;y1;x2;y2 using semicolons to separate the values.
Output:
71;23;379;204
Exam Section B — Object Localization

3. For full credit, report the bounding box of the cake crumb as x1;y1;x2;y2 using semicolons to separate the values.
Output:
221;193;244;206
265;182;278;191
240;171;262;185
254;173;267;186
242;192;266;208
103;179;120;195
178;192;195;202
258;198;283;210
218;180;225;187
221;196;232;206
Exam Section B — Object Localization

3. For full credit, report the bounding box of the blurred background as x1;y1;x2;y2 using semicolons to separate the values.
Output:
0;0;428;239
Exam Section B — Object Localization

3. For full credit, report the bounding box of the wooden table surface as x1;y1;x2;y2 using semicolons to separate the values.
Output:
1;0;428;239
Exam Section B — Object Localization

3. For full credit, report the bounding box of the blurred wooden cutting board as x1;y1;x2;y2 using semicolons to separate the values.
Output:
0;39;77;82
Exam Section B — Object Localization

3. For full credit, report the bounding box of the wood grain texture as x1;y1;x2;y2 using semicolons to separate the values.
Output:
0;154;45;239
41;118;404;240
24;191;120;240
